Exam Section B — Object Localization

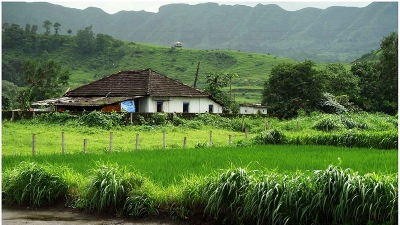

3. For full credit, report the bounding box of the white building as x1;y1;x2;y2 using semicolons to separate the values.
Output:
31;68;223;113
240;103;267;115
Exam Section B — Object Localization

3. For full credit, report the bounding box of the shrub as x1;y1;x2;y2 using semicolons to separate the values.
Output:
84;162;143;215
312;115;342;131
79;111;126;129
203;167;250;223
2;162;68;207
253;129;286;144
31;111;78;124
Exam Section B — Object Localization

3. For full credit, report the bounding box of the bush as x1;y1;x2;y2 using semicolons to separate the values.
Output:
84;162;144;215
31;111;78;124
79;111;126;129
312;116;342;131
253;129;286;145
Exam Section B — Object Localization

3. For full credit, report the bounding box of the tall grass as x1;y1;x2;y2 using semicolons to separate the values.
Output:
2;162;397;224
2;162;69;207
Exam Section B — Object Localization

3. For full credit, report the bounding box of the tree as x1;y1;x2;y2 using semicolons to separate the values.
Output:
22;59;70;105
76;25;96;55
2;23;24;48
2;80;19;110
53;22;61;35
226;72;238;107
320;63;360;101
262;60;323;118
67;29;72;35
204;72;229;106
378;31;398;114
42;20;52;35
351;61;380;111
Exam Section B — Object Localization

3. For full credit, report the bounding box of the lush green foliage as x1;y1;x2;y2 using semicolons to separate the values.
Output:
263;32;398;118
2;161;68;207
262;60;324;118
2;162;397;224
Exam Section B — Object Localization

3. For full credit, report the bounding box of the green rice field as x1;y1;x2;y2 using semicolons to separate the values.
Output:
2;112;398;224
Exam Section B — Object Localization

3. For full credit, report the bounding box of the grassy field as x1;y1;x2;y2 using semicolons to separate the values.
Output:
2;112;397;224
2;145;397;186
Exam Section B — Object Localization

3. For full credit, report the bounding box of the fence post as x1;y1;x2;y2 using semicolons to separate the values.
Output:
163;131;166;149
183;137;187;149
241;117;245;131
11;111;14;121
245;127;248;141
268;120;271;130
83;139;87;153
32;134;36;156
264;117;267;131
136;133;139;151
32;111;35;119
209;131;213;146
109;132;113;153
61;132;65;154
296;120;299;131
130;113;133;125
229;135;232;145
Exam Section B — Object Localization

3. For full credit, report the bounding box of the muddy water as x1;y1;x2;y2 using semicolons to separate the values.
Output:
2;206;198;225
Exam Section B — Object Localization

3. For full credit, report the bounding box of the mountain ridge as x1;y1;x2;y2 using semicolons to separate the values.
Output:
2;1;397;62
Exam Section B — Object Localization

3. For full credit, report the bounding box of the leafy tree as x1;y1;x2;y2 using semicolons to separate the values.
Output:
42;20;52;35
2;23;24;48
320;63;360;101
378;31;397;114
350;61;380;111
2;94;11;110
350;32;398;114
53;22;61;35
2;80;20;110
204;72;229;106
67;29;72;35
76;25;96;55
262;60;323;118
2;57;25;86
22;59;70;104
96;33;113;52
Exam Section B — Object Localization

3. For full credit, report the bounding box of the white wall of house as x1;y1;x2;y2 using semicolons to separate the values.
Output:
240;106;268;114
144;96;223;113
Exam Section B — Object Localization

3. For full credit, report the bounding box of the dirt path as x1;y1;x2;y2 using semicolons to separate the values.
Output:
2;205;207;225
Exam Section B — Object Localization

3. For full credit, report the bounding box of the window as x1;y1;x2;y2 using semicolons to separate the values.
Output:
183;102;189;113
157;101;163;112
209;104;214;113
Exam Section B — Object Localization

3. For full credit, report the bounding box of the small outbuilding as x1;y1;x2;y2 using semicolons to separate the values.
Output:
31;68;224;113
173;42;182;48
239;103;268;115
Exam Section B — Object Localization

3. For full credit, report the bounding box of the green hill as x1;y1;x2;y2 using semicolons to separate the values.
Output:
2;2;397;63
2;34;302;104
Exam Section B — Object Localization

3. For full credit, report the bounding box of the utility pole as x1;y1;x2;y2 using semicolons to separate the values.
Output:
193;61;200;88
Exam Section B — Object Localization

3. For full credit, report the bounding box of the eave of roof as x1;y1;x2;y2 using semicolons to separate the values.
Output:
31;96;141;107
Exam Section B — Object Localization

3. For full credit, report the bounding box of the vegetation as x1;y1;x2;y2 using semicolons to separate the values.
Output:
2;161;397;224
3;2;397;62
2;111;397;224
262;32;398;118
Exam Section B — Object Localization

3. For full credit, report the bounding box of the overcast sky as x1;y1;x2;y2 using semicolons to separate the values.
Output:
20;0;374;14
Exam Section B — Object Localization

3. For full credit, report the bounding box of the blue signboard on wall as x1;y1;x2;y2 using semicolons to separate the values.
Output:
121;100;135;112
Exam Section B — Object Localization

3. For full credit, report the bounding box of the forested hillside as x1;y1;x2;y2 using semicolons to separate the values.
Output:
2;2;397;62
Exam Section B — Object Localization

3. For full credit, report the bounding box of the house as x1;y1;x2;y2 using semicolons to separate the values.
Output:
173;42;182;48
239;103;267;115
31;69;224;113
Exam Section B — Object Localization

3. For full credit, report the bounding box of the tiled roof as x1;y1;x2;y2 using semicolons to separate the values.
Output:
65;68;211;98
